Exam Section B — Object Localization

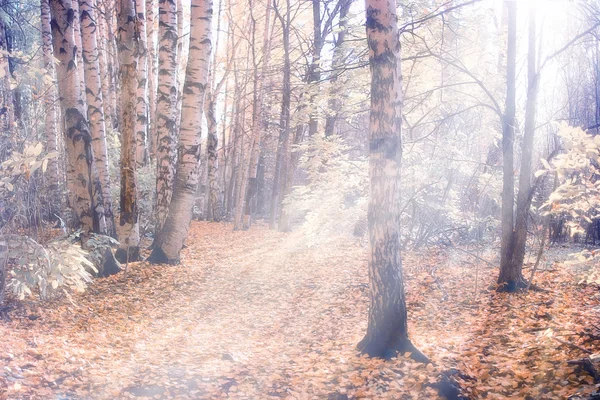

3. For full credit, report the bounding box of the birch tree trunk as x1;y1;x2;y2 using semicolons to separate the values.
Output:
115;0;142;263
154;0;179;234
149;0;212;264
80;0;116;237
205;93;220;221
96;5;114;129
147;0;158;160
49;0;100;240
357;0;427;362
135;0;149;167
41;0;63;215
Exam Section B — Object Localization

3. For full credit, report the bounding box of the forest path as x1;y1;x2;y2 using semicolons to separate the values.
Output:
1;222;599;399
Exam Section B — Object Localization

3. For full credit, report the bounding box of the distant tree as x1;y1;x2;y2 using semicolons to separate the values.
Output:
357;0;427;362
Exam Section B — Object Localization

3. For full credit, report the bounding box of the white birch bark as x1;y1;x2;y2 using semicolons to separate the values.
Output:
135;0;149;167
153;0;179;233
41;0;63;214
80;0;116;237
149;0;212;264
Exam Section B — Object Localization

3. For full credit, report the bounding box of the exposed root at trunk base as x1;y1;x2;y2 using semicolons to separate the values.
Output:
146;246;180;265
430;369;475;400
496;276;546;293
115;246;141;264
97;248;122;278
357;337;430;363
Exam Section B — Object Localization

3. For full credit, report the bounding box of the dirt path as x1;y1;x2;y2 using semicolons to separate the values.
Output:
1;222;599;399
0;222;378;399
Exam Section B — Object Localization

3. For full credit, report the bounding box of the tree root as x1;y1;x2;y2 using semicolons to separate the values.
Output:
358;337;430;363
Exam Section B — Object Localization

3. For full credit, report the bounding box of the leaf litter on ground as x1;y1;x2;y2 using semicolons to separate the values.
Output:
0;221;599;399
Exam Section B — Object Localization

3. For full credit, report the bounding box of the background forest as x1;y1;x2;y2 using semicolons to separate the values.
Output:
0;0;600;398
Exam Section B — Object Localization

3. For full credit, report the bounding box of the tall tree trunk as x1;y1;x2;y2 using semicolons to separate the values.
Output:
500;5;540;291
306;0;322;138
205;93;220;221
242;0;272;229
204;0;224;222
96;4;114;129
324;0;352;137
147;0;158;160
41;0;63;216
154;0;179;234
80;0;116;237
0;238;6;306
149;0;212;264
269;0;291;229
135;0;149;167
227;68;242;219
498;1;519;290
0;20;14;148
115;0;142;263
357;0;427;362
49;0;101;240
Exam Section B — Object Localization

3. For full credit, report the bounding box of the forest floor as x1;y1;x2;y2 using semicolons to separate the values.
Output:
1;221;599;399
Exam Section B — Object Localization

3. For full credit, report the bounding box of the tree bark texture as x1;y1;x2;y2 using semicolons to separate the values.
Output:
49;0;101;239
135;0;149;167
147;0;158;160
115;0;142;263
154;0;179;234
205;93;220;221
80;0;116;237
149;0;212;264
358;0;426;362
41;0;63;216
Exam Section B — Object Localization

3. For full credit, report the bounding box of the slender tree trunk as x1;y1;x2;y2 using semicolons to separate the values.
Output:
154;0;179;234
80;0;116;237
0;239;6;306
147;0;158;160
115;0;142;263
0;20;13;145
324;0;352;137
500;5;540;291
97;4;114;128
41;0;63;216
306;0;322;138
149;0;212;264
357;0;427;362
135;0;149;167
498;1;519;290
205;93;220;221
242;0;271;229
270;0;291;229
